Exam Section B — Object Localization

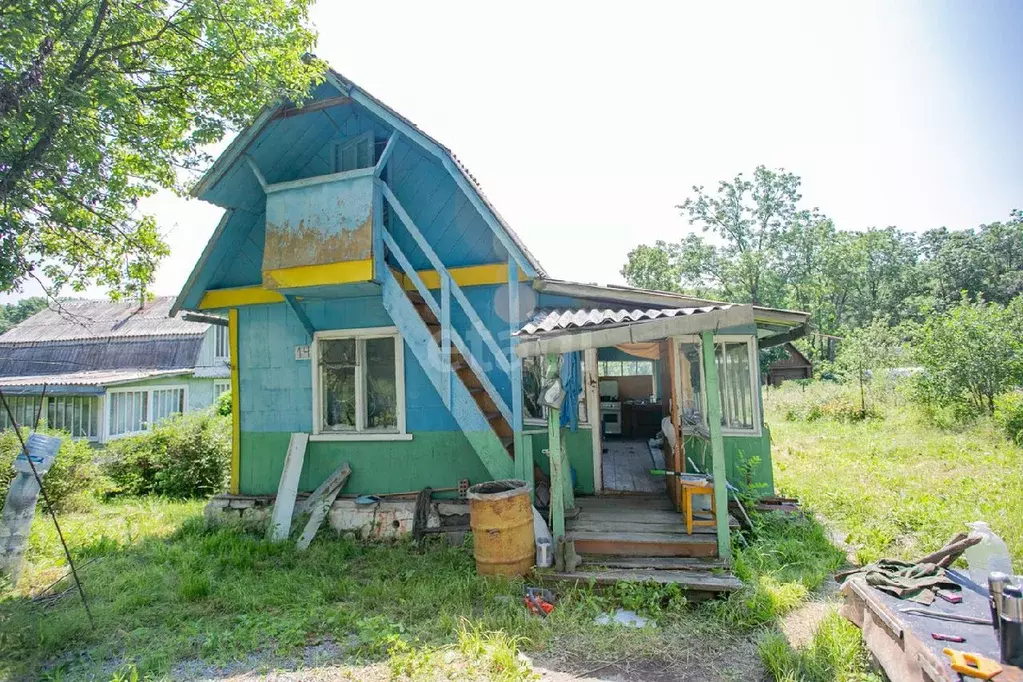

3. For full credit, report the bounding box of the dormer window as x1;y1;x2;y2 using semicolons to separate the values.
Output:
334;131;374;172
214;324;229;361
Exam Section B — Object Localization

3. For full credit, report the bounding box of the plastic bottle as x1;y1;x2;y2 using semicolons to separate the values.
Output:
964;521;1014;585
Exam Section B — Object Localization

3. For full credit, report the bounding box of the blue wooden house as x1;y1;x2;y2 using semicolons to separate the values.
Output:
174;66;809;566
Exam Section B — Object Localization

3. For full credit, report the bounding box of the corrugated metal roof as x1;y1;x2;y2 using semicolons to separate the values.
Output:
518;306;733;337
0;337;205;378
0;368;192;389
0;297;211;345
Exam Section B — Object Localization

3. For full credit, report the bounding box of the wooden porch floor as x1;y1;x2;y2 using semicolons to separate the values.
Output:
601;439;666;493
550;494;742;593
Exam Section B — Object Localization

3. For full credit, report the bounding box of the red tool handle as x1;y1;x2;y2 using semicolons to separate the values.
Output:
931;633;966;643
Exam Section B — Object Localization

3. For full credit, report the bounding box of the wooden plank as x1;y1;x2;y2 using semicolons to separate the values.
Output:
296;462;351;551
270;96;352;120
568;519;715;535
267;433;308;541
570;535;718;558
667;336;684;512
701;330;732;561
548;354;565;543
574;508;685;524
567;530;718;545
580;556;730;571
374;131;399;178
509;260;524;481
228;309;240;495
550;568;742;592
575;496;675;511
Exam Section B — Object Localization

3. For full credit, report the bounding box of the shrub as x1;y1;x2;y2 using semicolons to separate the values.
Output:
0;427;104;512
995;392;1023;445
214;389;231;416
104;409;230;497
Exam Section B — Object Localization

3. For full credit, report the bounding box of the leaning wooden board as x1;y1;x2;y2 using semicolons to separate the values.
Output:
840;570;1023;682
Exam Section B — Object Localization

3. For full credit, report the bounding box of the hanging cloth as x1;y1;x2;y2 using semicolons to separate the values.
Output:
614;342;661;360
559;352;582;431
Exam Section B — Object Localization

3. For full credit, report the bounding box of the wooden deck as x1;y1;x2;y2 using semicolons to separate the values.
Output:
548;494;742;593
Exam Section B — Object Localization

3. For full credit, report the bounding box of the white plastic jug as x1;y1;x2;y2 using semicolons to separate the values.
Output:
964;521;1014;584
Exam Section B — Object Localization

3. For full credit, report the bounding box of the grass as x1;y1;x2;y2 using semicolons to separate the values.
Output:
0;492;847;680
766;381;1023;569
758;612;878;682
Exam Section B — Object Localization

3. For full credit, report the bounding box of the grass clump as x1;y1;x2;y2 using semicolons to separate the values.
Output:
759;612;880;682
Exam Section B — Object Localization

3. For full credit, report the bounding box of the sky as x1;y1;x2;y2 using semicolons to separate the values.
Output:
6;0;1022;302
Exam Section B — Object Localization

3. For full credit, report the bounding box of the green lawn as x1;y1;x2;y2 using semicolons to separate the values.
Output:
0;492;855;681
766;383;1023;570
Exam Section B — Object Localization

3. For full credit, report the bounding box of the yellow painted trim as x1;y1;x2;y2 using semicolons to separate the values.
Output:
402;262;530;290
199;261;527;310
228;309;241;495
200;286;284;310
263;258;373;289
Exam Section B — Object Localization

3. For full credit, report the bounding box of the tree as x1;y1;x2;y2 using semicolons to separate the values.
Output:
834;320;903;416
1;1;322;299
619;235;721;298
678;165;802;306
913;296;1023;415
0;296;47;334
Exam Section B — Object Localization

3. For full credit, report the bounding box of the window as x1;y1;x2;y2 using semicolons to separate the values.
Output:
334;131;374;172
312;328;406;438
214;380;231;397
107;385;188;438
214;325;229;361
47;396;100;440
151;388;185;424
597;360;654;377
522;354;588;425
0;396;43;431
108;390;148;437
677;336;760;434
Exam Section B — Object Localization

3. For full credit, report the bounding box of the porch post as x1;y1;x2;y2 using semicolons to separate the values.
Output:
700;330;732;560
509;261;530;497
546;353;565;542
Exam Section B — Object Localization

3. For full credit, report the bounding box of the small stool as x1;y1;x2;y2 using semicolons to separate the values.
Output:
681;478;716;535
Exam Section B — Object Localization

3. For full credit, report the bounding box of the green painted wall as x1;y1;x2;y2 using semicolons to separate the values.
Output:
239;430;495;496
524;427;595;494
684;427;774;496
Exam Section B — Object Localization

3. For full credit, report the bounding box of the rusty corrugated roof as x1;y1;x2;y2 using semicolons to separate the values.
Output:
517;306;733;337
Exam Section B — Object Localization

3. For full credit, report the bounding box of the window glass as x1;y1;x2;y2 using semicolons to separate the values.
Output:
521;354;588;423
214;380;231;397
214;325;229;360
364;337;397;430
151;388;185;424
717;342;754;429
109;391;147;436
679;342;704;423
0;396;43;431
321;338;357;431
47;396;99;439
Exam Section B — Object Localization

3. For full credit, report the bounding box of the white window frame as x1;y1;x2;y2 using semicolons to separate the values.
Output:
333;130;375;173
105;384;189;440
310;326;410;441
677;334;762;437
46;394;101;442
213;325;229;361
214;380;231;396
522;354;590;427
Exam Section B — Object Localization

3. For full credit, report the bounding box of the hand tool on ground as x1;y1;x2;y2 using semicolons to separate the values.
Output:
931;633;966;643
936;589;962;604
899;607;993;626
941;648;1002;680
523;593;553;617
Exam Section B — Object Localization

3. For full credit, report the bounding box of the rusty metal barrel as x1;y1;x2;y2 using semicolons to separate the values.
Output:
467;479;534;577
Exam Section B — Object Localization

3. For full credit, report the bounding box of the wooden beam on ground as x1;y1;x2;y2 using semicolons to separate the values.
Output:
701;330;732;560
267;433;308;542
296;462;351;551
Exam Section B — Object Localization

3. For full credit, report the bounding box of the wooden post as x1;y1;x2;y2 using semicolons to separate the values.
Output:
441;272;451;408
546;353;565;542
701;330;732;560
228;308;241;495
508;260;525;484
560;428;574;510
666;337;684;511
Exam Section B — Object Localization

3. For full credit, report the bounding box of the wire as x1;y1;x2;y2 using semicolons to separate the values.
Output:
0;385;93;626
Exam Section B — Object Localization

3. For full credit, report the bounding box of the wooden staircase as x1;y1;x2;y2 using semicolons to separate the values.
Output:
407;290;516;459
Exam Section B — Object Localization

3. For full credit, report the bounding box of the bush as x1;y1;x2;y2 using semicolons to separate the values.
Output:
215;388;231;416
995;392;1023;445
104;409;230;497
0;427;105;512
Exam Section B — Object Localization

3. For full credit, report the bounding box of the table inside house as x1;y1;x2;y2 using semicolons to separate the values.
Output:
622;401;664;439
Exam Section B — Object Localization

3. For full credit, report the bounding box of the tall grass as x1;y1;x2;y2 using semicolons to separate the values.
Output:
766;381;1023;569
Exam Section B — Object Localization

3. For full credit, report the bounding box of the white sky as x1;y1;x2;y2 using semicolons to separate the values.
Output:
7;0;1021;301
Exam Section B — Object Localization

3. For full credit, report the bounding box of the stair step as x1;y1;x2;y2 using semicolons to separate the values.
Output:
579;556;730;571
548;568;741;592
568;530;718;558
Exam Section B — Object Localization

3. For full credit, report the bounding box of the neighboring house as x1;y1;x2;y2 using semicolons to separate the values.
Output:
0;298;230;443
173;64;810;565
765;342;813;386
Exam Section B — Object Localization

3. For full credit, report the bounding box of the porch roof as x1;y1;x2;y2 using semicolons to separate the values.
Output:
513;304;756;358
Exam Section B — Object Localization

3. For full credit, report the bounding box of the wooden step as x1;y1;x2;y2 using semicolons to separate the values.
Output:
568;518;716;535
579;555;730;571
549;568;741;592
567;530;718;558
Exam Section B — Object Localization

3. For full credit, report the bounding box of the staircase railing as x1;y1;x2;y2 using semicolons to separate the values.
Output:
373;179;512;424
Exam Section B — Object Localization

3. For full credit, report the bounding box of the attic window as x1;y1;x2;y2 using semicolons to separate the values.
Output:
334;131;374;172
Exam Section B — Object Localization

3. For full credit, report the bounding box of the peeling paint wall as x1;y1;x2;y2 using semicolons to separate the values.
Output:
262;174;374;283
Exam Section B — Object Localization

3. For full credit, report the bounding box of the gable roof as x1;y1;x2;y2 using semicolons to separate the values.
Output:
175;64;544;315
0;297;209;345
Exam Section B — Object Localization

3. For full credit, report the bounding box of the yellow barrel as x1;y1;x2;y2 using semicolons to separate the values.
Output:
467;479;534;577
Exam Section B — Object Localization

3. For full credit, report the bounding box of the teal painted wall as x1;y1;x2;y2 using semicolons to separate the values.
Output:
684;428;774;496
525;427;595;495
